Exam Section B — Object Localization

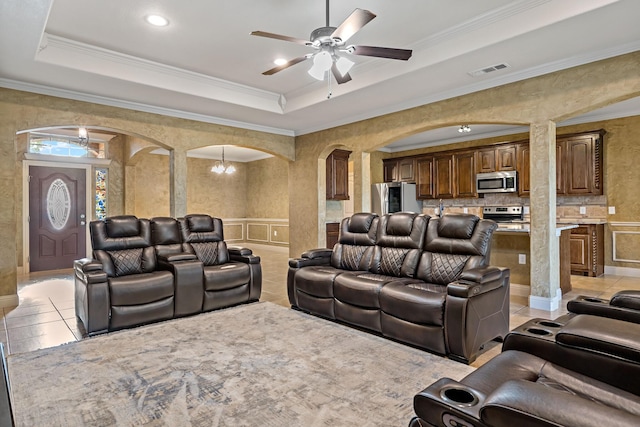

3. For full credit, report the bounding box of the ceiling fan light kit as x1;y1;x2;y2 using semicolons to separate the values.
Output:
251;0;412;85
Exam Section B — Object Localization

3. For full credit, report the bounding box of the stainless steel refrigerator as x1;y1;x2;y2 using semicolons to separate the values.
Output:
371;182;422;216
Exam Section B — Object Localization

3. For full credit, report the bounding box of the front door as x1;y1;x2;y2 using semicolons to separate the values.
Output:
29;166;87;272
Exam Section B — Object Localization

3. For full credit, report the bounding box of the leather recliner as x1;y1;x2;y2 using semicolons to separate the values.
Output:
410;314;640;427
179;214;261;312
75;215;175;334
287;212;379;319
567;290;640;324
288;212;510;363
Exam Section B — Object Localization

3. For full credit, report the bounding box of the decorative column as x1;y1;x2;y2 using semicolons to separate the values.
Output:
528;121;561;310
0;124;18;306
169;149;188;218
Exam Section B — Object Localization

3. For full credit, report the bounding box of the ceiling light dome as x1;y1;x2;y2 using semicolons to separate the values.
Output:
145;15;169;27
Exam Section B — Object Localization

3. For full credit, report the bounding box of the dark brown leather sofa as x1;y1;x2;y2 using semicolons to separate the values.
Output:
288;212;510;364
74;214;261;335
410;314;640;427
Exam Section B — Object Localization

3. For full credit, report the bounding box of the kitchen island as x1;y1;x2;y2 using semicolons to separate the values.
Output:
490;222;578;293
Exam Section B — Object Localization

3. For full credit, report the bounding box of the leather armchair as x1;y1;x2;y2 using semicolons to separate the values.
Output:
75;215;174;335
287;212;379;319
567;290;640;324
179;214;261;312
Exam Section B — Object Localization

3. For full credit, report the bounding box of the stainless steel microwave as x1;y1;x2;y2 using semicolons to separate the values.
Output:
476;171;518;194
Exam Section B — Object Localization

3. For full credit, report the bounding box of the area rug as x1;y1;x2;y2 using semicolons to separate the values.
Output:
7;302;474;426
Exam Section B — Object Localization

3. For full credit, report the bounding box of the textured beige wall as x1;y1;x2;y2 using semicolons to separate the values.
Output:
132;153;171;218
245;157;289;219
187;157;248;218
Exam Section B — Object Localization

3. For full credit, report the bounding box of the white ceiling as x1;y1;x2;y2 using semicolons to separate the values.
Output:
2;0;640;158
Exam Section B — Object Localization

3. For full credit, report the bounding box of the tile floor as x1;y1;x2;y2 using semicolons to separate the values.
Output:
2;244;638;369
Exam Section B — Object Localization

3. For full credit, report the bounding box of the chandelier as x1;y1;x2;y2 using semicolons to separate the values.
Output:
211;146;236;174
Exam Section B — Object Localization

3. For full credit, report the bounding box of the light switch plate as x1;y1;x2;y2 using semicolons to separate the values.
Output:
518;254;526;264
463;208;468;214
608;206;616;215
524;206;530;214
579;206;586;215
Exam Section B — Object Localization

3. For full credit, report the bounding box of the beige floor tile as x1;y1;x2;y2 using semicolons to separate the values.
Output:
58;308;77;320
4;303;57;318
7;320;75;342
5;310;63;329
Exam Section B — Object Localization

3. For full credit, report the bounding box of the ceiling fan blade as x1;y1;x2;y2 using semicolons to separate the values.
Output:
262;56;310;75
331;8;376;43
348;45;413;61
331;63;352;84
250;31;310;46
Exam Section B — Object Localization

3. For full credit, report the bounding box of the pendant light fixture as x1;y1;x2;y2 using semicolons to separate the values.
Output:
211;146;236;174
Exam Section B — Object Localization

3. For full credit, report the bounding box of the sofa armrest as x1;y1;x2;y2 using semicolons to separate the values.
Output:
447;266;507;298
226;246;261;264
482;379;640;427
73;258;108;283
288;248;332;268
611;290;640;310
567;294;640;324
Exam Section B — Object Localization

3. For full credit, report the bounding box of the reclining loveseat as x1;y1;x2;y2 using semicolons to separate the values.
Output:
287;212;510;364
74;214;261;335
410;313;640;426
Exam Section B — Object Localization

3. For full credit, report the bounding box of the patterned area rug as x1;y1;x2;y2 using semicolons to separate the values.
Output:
8;302;474;426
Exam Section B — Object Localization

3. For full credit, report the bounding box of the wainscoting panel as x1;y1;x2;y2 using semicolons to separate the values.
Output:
223;218;289;247
610;222;640;264
224;223;244;242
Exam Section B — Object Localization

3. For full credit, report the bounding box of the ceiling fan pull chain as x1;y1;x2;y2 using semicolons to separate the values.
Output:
327;73;332;99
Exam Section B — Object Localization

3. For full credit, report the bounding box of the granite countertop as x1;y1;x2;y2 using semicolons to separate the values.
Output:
556;218;608;224
494;222;579;236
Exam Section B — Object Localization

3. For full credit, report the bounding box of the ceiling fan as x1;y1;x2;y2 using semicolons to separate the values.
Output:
251;0;413;84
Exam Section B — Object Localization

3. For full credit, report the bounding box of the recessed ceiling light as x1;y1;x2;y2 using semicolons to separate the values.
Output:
145;15;169;27
273;58;287;66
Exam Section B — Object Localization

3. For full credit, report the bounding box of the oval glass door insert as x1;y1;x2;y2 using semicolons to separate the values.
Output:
47;178;71;230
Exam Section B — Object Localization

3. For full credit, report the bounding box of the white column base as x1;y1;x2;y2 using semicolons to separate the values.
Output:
0;294;19;309
529;288;562;311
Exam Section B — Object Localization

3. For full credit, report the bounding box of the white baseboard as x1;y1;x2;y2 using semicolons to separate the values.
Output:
529;288;562;311
0;294;19;309
605;265;640;278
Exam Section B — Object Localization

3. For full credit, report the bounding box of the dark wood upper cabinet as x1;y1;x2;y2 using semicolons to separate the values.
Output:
563;133;602;195
517;143;530;196
434;154;455;199
416;156;434;199
326;149;351;200
454;151;476;198
556;142;566;194
383;157;416;182
476;144;516;173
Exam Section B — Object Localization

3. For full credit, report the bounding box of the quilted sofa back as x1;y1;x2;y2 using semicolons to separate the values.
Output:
179;214;229;266
369;213;429;277
90;215;156;277
416;214;497;285
330;213;379;271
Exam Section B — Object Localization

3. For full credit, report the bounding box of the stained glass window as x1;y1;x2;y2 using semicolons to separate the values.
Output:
95;168;107;220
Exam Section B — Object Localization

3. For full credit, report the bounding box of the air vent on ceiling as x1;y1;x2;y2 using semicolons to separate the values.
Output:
468;63;511;77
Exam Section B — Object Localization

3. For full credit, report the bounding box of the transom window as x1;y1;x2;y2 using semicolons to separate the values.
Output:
29;133;106;159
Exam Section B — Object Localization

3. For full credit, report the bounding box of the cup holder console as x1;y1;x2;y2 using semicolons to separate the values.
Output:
524;327;553;336
536;320;563;329
441;387;479;407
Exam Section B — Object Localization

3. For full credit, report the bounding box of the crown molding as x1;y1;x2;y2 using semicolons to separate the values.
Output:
0;78;295;137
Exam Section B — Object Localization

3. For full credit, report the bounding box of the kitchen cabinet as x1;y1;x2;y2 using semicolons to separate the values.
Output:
434;154;455;199
383;157;416;182
562;133;603;195
516;143;530;195
517;130;603;197
477;144;516;173
454;151;476;198
416;156;434;199
569;224;604;277
326;222;340;249
326;149;351;200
